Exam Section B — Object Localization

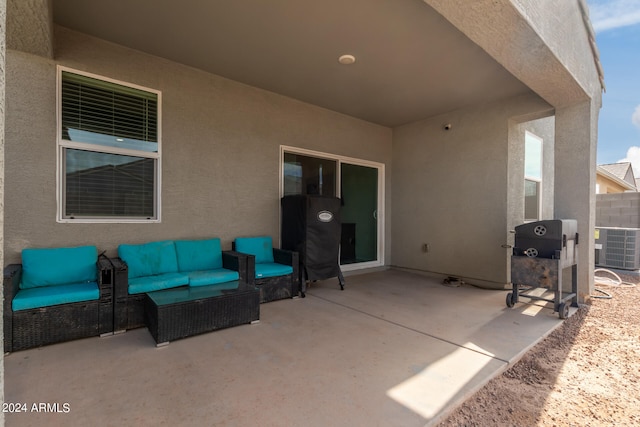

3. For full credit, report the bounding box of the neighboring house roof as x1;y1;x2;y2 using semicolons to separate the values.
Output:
600;163;632;181
597;162;637;191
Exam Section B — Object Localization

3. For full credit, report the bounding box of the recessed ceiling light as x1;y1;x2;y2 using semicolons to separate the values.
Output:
338;54;356;65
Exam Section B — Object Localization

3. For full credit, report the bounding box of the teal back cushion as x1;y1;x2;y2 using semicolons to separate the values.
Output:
174;238;223;272
118;240;179;279
20;246;98;289
235;236;274;264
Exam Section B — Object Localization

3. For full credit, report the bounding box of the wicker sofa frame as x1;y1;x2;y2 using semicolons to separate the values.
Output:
112;251;250;332
239;246;300;303
3;256;114;353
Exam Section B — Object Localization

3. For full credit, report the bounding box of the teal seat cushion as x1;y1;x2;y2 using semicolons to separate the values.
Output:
12;281;99;311
255;263;293;279
118;240;179;279
128;272;189;295
235;236;274;264
174;238;223;272
188;269;239;287
20;246;98;289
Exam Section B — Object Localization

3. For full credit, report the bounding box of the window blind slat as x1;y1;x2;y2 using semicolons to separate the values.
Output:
60;70;159;220
61;72;158;145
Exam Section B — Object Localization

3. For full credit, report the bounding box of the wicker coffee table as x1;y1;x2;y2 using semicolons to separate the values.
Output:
144;282;260;346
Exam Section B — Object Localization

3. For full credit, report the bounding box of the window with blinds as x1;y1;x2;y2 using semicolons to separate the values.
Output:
524;131;542;221
58;68;161;221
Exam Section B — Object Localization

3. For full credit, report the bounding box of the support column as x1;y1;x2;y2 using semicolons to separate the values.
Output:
1;0;6;417
554;100;598;302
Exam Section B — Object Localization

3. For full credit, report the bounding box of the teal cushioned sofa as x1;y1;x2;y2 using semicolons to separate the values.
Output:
3;245;114;352
113;238;249;331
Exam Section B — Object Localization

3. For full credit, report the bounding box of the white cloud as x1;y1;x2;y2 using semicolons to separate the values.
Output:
619;146;640;176
588;0;640;32
633;105;640;129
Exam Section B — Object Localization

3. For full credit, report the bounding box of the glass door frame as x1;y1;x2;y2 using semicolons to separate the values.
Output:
279;145;385;271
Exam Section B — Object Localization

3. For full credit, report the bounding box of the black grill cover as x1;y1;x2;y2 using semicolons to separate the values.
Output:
281;195;342;281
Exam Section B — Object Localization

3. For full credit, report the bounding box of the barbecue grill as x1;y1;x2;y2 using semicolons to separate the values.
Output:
507;219;579;319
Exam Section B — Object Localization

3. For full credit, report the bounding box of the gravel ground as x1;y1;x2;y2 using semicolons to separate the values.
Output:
437;271;640;427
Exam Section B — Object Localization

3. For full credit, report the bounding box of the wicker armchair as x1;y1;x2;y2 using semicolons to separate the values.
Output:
233;236;299;303
3;247;114;353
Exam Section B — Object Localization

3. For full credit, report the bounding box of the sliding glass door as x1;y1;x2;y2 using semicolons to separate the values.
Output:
281;147;383;269
340;163;378;264
283;152;337;197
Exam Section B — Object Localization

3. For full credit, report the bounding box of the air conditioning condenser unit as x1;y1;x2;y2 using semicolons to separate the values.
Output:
595;227;640;270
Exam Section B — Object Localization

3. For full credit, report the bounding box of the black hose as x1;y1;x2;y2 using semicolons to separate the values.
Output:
591;288;612;299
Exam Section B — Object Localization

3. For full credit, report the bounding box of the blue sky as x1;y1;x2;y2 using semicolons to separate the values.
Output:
587;0;640;171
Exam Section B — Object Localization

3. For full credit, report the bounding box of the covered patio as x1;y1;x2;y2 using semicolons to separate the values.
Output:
5;269;567;426
1;2;603;424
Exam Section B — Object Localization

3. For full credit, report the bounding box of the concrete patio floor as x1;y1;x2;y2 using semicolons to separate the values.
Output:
4;269;570;426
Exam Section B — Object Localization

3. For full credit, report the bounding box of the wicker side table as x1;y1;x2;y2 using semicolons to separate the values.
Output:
144;283;260;346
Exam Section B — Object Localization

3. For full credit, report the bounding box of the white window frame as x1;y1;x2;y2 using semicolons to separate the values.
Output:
524;131;543;221
56;66;162;223
279;145;385;271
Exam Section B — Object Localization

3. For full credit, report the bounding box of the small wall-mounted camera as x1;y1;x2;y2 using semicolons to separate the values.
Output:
443;123;452;131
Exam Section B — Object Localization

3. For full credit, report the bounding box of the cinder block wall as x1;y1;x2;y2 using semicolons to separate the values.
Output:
596;193;640;228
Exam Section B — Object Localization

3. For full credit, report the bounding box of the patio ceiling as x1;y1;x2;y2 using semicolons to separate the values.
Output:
51;0;532;127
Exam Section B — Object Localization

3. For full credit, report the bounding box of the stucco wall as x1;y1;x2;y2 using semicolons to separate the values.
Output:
392;92;552;288
425;0;600;109
1;0;6;416
512;0;602;99
426;0;602;299
4;26;393;263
